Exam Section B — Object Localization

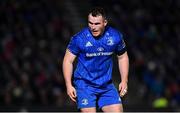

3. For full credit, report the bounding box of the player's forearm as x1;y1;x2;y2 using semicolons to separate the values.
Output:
63;60;73;87
118;52;129;83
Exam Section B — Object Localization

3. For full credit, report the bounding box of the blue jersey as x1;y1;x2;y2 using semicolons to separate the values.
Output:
67;26;126;87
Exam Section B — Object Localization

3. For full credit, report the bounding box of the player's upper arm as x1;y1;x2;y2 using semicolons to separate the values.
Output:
67;35;80;56
117;51;128;59
63;49;77;64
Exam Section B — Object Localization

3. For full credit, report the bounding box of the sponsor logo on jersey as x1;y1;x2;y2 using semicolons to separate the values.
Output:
86;52;113;57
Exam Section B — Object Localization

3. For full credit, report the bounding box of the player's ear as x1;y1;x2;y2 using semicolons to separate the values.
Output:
104;19;108;26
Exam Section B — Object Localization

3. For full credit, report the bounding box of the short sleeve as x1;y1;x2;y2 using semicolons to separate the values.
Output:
115;33;127;55
67;36;80;55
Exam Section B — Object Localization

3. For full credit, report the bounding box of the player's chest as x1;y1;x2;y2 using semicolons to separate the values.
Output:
79;37;116;53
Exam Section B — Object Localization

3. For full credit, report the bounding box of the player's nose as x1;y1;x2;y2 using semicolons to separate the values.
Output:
91;25;96;30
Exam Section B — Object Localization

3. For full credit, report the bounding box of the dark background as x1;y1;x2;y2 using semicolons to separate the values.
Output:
0;0;179;112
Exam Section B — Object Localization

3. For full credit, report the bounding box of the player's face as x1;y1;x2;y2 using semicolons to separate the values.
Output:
88;14;107;37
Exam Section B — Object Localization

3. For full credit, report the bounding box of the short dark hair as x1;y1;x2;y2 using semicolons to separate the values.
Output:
89;7;107;19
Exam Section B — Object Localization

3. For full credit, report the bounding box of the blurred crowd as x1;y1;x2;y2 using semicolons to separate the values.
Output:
0;0;179;111
0;0;73;108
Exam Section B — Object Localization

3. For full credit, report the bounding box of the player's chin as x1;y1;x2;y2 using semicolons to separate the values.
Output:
92;32;100;37
93;34;101;38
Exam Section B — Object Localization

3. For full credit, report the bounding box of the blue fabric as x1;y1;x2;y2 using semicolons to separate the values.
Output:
67;26;126;87
74;79;122;109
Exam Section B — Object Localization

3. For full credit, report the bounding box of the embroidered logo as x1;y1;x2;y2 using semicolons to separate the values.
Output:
107;37;114;46
97;47;104;52
82;98;88;105
85;41;93;47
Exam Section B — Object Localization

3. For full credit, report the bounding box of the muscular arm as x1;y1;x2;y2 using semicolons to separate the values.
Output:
62;49;77;102
117;51;129;97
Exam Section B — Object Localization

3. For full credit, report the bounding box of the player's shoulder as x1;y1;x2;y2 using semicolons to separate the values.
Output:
106;26;123;39
72;27;89;39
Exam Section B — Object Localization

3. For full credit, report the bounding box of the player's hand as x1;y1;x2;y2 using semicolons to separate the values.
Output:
119;82;128;97
66;85;77;102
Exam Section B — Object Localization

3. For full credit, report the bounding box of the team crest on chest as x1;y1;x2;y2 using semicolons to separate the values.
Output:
107;37;114;46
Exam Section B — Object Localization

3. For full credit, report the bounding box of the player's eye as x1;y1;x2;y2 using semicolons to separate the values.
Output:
88;21;93;25
94;23;100;25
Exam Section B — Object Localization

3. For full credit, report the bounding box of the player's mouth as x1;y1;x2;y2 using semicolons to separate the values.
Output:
92;30;99;34
92;31;98;33
92;31;99;35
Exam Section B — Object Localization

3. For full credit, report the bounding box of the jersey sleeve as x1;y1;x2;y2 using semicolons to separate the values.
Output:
115;33;127;55
67;36;80;55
